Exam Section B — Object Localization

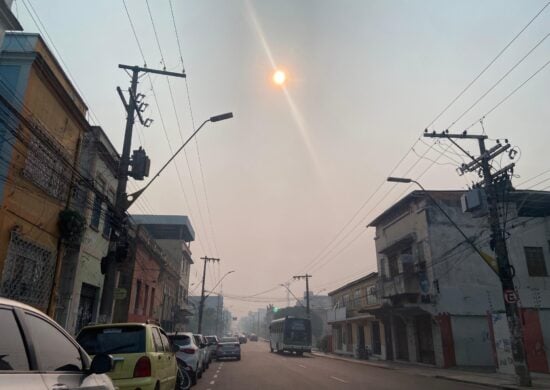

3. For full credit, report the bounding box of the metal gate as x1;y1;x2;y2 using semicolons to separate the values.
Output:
76;283;98;333
0;231;55;311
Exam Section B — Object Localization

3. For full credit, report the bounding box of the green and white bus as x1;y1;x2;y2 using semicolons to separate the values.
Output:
269;316;311;355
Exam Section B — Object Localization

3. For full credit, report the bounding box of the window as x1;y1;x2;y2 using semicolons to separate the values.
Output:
388;253;399;278
134;280;142;314
0;309;29;371
159;330;171;353
524;247;548;277
102;210;112;238
77;326;146;355
151;328;163;352
90;193;102;229
354;289;361;308
25;313;82;372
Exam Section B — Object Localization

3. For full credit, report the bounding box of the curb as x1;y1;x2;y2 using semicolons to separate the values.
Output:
312;352;523;389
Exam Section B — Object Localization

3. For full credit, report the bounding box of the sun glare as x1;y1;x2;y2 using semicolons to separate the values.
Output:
273;70;286;86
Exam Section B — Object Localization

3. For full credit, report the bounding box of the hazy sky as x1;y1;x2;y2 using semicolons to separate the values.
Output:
15;0;550;316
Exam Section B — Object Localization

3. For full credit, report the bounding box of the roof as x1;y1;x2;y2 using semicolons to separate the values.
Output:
328;272;378;296
508;189;550;217
131;214;195;242
368;190;465;227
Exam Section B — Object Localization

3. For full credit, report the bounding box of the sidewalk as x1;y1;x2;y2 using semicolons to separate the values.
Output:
311;351;550;389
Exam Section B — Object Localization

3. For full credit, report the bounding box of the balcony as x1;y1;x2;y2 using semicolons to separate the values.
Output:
381;272;420;299
327;307;346;323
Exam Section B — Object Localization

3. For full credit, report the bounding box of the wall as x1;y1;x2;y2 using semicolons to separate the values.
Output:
451;316;494;367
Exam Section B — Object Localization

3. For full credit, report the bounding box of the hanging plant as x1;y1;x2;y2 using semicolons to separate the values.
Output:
58;209;86;245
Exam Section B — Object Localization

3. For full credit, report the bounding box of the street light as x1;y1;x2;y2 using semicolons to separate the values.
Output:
198;270;235;334
279;284;305;308
386;176;489;268
126;112;234;208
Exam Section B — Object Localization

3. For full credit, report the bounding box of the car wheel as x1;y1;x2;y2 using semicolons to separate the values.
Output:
197;367;202;379
191;371;197;386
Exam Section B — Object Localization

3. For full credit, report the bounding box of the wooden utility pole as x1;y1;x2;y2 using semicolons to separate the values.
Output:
198;256;220;333
425;131;531;386
98;64;185;323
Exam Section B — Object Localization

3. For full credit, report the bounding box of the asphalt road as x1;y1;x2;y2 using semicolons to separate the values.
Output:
193;341;489;390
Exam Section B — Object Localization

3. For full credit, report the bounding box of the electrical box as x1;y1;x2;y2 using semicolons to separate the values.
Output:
130;147;151;180
461;188;488;217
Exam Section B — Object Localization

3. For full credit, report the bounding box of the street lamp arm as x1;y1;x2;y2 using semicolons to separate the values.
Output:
387;177;489;268
126;112;233;209
203;271;235;302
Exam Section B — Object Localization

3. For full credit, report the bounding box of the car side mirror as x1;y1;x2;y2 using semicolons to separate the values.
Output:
90;353;113;374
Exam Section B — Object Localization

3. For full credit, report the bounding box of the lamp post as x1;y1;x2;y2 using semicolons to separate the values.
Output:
386;177;487;263
198;270;235;334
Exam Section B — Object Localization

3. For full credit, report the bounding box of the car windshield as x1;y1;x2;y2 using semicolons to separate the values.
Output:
77;326;145;355
220;337;238;343
170;335;191;347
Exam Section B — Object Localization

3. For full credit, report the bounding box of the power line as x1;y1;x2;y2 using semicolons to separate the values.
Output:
448;31;550;130
425;1;550;130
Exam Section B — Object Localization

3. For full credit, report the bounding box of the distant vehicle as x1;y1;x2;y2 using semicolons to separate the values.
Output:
249;333;258;341
269;316;312;356
0;297;115;390
238;334;248;344
168;332;203;386
206;335;219;358
216;337;241;361
77;322;178;390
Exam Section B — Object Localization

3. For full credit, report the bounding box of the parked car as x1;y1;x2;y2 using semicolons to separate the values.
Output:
238;334;248;344
249;333;258;341
168;332;203;385
216;337;241;361
0;297;115;390
77;322;178;390
205;335;219;358
193;334;210;370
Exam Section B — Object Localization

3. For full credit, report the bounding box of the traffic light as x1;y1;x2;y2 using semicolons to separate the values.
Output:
273;307;279;313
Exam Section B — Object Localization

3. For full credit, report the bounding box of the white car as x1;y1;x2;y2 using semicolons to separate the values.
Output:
0;297;115;390
194;334;211;369
168;332;203;385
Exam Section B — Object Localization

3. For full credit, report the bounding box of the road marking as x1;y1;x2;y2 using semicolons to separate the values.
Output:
330;376;348;384
298;364;306;368
210;381;216;385
214;374;218;378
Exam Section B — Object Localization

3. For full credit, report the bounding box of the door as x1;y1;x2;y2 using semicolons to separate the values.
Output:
372;321;382;355
394;316;409;361
159;329;177;389
415;315;435;364
23;312;107;389
522;309;549;373
0;308;46;389
76;283;98;333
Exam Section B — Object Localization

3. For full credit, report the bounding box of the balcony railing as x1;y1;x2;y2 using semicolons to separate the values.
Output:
381;272;419;298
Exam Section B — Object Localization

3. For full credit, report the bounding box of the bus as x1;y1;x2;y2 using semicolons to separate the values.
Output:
269;316;312;355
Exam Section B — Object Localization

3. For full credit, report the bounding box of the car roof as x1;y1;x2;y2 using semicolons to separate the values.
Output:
167;331;193;337
79;322;150;331
0;297;47;315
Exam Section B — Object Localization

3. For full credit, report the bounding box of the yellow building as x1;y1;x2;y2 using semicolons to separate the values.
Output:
0;32;88;314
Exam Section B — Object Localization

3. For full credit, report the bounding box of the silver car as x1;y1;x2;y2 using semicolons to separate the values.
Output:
193;334;211;370
0;297;115;390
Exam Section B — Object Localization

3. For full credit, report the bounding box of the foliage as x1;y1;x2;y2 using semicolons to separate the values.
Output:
318;335;331;352
58;209;86;245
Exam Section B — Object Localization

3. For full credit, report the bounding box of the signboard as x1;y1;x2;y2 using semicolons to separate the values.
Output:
114;288;127;300
503;289;518;304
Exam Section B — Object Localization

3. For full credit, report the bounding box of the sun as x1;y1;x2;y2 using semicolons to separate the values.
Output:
272;70;286;86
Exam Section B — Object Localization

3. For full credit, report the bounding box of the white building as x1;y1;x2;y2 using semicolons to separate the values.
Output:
367;189;550;373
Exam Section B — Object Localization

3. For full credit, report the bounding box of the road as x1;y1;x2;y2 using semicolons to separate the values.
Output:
194;341;488;390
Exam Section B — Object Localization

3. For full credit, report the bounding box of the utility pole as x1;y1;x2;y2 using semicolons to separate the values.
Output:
198;256;220;333
425;131;530;386
215;285;223;337
98;64;185;323
293;274;312;318
283;282;291;307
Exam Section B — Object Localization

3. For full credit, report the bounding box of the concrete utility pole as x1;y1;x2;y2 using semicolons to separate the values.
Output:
98;64;185;323
198;256;220;333
293;274;312;318
425;131;531;387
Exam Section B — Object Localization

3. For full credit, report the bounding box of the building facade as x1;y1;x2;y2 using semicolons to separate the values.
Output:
55;126;119;334
0;33;89;315
0;1;21;51
367;190;550;372
328;272;383;359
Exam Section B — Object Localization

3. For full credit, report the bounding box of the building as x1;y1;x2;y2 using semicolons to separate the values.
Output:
55;126;119;334
0;1;21;49
367;189;550;372
188;295;225;335
0;32;89;315
131;215;195;331
327;272;383;358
